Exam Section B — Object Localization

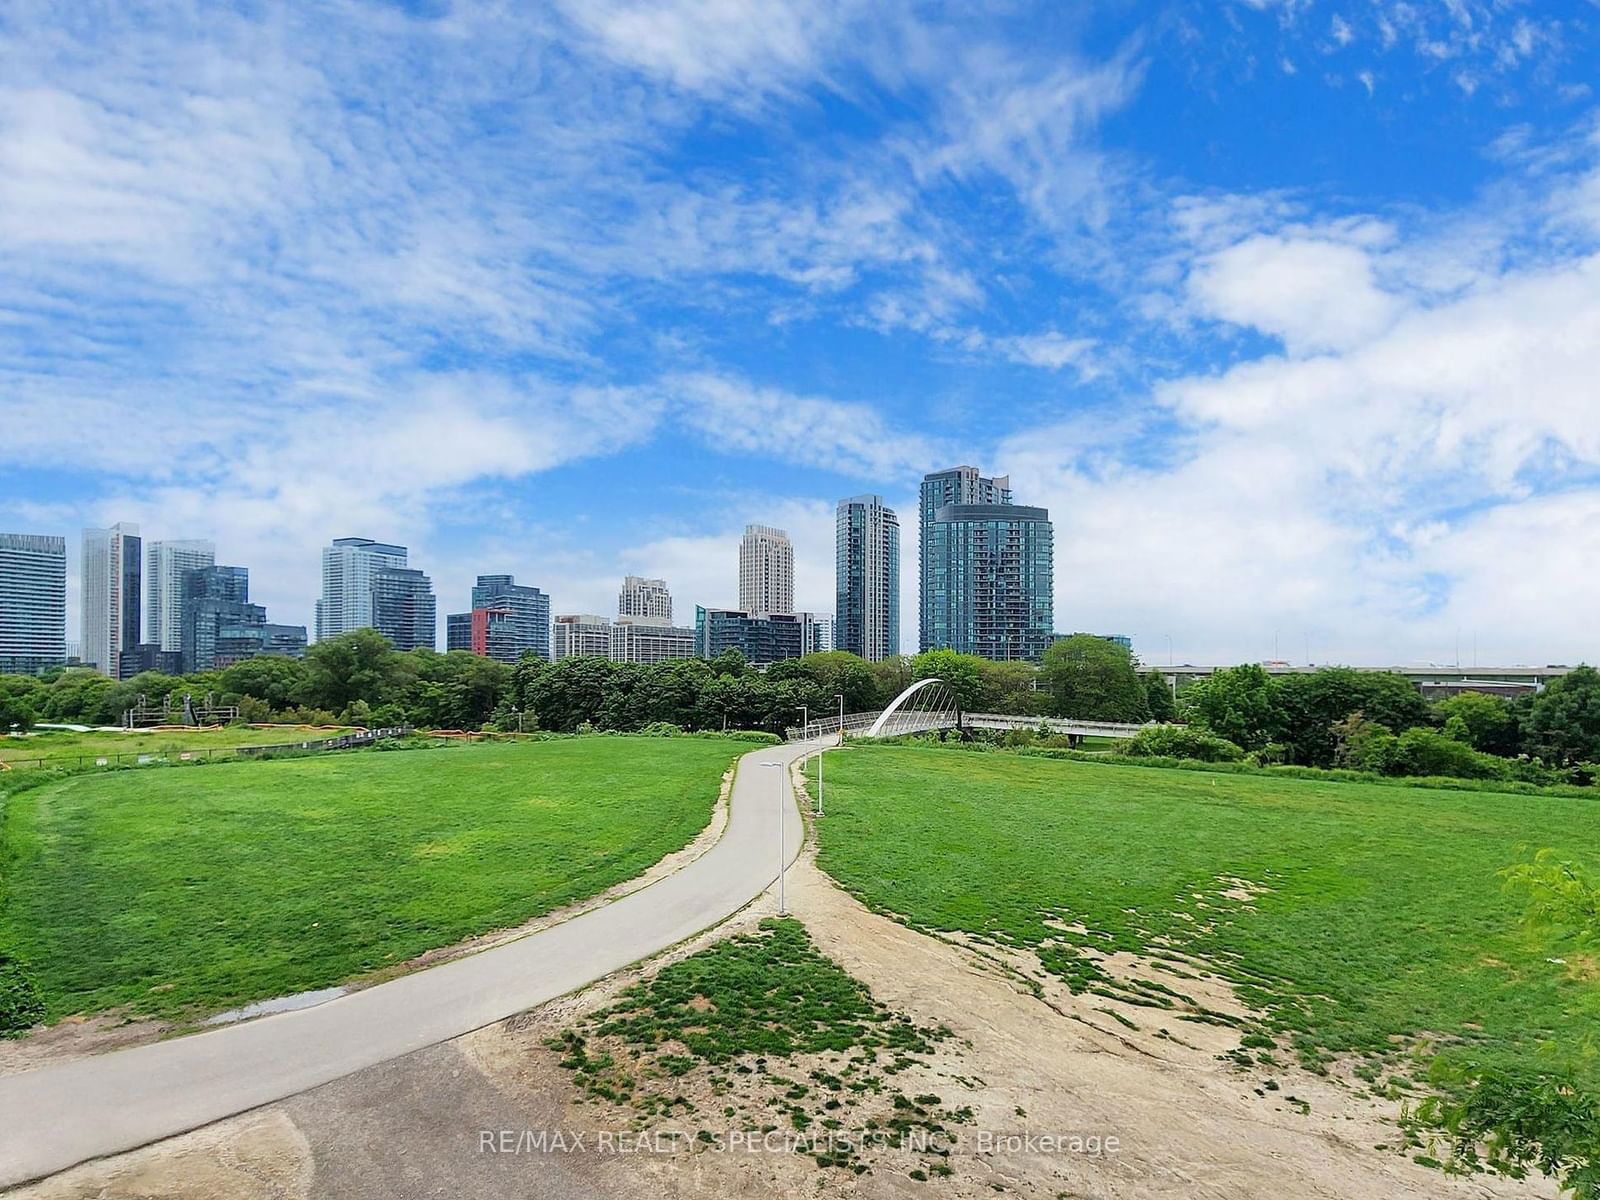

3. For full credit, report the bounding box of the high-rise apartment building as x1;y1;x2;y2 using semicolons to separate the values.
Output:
618;575;672;624
920;466;1054;662
806;614;835;655
610;619;697;664
0;533;67;675
180;564;306;672
146;539;215;653
372;566;437;652
446;575;550;663
919;467;1010;652
835;496;899;662
694;607;814;666
82;522;142;676
181;565;252;673
738;525;794;617
316;537;408;642
553;614;614;660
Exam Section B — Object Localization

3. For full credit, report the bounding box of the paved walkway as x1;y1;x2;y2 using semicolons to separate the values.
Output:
0;738;817;1188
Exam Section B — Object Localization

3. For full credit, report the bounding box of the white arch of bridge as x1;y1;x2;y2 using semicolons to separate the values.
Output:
863;676;959;738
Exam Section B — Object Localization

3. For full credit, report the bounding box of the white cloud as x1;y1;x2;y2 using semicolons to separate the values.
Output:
1186;232;1403;354
991;331;1099;373
666;371;948;480
1000;230;1600;664
554;0;866;101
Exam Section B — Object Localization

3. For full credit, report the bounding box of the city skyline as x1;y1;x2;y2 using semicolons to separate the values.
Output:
3;5;1596;668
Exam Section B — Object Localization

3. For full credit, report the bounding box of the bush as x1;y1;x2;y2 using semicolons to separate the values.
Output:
1389;728;1506;780
0;949;45;1037
641;722;684;737
1119;724;1244;763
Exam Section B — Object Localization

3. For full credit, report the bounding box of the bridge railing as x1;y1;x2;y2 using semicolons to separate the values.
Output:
786;711;1155;742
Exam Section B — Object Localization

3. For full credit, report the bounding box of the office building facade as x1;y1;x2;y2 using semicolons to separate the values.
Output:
738;525;794;617
445;575;549;664
835;496;899;662
146;539;215;653
372;566;437;652
82;522;142;676
316;537;408;642
553;614;614;660
0;533;67;675
618;575;672;623
695;607;815;666
923;499;1054;661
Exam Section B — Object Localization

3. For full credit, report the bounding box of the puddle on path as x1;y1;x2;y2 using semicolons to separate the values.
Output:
203;986;347;1026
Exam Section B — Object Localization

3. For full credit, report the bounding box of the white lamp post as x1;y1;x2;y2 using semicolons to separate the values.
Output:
761;760;787;915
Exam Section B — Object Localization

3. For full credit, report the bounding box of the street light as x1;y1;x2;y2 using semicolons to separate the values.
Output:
799;704;808;742
761;761;787;915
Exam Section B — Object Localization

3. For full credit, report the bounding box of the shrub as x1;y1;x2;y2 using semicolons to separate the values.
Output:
1119;724;1244;763
0;949;44;1037
641;722;684;737
1389;728;1506;780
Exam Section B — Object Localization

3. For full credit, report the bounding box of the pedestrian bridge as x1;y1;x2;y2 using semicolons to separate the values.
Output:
790;676;1149;742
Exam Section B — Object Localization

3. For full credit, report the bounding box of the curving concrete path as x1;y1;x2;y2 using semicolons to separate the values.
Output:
0;737;818;1188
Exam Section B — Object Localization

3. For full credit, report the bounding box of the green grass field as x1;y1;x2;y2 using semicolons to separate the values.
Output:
0;737;742;1024
817;744;1600;1088
0;725;356;769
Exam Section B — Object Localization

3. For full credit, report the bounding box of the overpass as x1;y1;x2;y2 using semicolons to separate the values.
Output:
1153;662;1574;698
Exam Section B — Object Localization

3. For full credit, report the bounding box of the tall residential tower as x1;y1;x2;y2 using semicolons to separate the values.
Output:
446;574;551;663
0;533;67;675
920;466;1054;662
738;525;794;617
618;575;672;624
82;522;141;676
146;539;215;654
316;537;408;642
835;496;899;662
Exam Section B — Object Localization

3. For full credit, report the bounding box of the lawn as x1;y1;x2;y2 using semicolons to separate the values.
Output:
817;743;1600;1088
0;725;356;770
0;736;743;1024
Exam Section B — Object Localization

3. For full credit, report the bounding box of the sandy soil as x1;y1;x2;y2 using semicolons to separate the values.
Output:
10;1112;312;1200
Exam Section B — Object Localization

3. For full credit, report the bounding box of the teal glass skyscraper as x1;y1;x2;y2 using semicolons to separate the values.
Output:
920;467;1054;662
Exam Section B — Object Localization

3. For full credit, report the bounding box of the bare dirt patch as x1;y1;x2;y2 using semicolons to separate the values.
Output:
0;1011;170;1079
8;1111;312;1200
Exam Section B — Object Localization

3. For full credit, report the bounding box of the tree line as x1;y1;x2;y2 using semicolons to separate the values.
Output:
1160;661;1600;783
3;630;1594;783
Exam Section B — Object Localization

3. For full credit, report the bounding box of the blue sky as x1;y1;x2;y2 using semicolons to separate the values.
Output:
2;0;1598;665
